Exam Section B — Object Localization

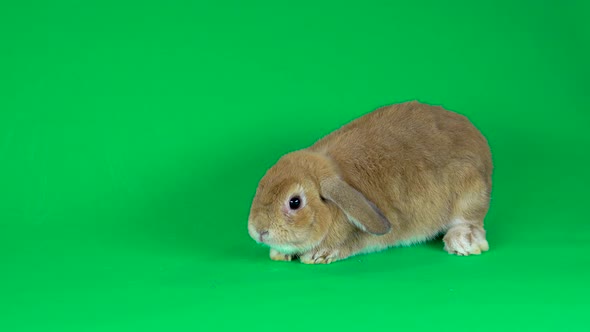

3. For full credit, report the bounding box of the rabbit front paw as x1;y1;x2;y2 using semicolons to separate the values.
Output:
269;248;295;261
300;249;342;264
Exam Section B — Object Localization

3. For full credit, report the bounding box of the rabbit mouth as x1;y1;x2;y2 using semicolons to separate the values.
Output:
269;238;321;255
268;243;305;255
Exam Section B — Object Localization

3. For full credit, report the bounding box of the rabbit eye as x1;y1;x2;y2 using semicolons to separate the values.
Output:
289;196;301;210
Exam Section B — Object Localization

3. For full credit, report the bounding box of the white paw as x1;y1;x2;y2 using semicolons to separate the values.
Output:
443;225;489;256
270;248;294;261
300;249;340;264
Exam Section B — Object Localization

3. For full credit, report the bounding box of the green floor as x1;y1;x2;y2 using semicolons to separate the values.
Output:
1;1;589;331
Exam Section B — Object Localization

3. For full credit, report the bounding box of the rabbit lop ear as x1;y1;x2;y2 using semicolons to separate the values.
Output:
320;177;392;235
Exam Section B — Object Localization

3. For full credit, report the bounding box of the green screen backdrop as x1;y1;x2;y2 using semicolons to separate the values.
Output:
1;1;589;331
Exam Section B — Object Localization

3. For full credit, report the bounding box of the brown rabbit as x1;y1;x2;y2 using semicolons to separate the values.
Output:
247;101;492;264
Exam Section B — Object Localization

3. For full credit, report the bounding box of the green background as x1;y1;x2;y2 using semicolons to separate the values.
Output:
1;1;589;331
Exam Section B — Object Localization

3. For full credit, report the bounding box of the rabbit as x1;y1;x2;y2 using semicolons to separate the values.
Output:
247;101;492;264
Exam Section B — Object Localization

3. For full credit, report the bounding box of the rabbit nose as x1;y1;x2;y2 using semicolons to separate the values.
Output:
258;230;269;242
